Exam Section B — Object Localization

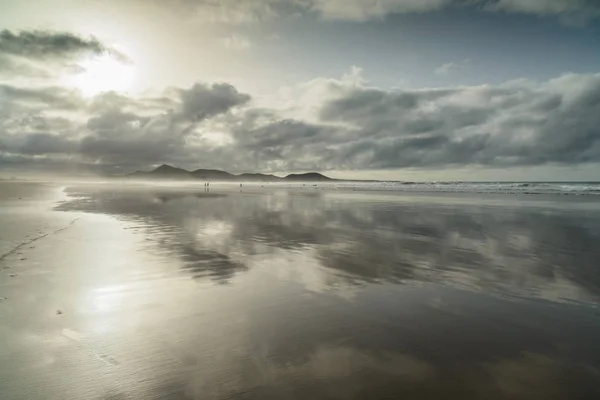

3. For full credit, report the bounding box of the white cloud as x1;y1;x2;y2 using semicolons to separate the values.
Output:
341;65;368;86
434;62;456;76
222;34;252;50
183;0;293;23
434;59;470;76
310;0;452;21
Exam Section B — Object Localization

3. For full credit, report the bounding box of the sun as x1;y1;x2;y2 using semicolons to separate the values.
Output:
66;53;136;97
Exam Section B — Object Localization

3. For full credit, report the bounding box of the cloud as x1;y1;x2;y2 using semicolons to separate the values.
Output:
176;83;252;121
485;0;600;18
2;69;600;175
0;84;82;110
0;29;128;62
176;0;452;22
481;0;600;25
179;0;301;23
0;132;79;156
434;63;456;76
434;59;469;76
0;55;56;78
221;71;600;172
0;29;132;86
167;0;600;23
222;34;252;50
309;0;600;21
310;73;600;170
0;81;251;173
309;0;453;20
76;83;251;166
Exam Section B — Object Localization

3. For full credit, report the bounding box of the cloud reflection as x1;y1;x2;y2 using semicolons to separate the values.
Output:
58;185;600;302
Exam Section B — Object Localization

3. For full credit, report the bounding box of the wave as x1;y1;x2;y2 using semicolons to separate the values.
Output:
307;181;600;196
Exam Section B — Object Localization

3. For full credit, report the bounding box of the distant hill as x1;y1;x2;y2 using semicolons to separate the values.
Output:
284;172;333;181
128;164;193;180
123;165;335;182
236;173;281;182
191;169;236;181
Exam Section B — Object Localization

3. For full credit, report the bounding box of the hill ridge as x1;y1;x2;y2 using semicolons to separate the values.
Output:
124;165;334;182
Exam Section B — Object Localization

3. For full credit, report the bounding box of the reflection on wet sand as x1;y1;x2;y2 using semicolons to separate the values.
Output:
5;183;597;399
58;184;600;301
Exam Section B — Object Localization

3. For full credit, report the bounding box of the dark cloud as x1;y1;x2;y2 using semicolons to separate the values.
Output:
74;83;251;167
0;132;78;156
0;80;251;172
1;73;600;174
86;109;145;133
0;54;12;69
321;0;600;22
176;83;251;122
0;84;81;110
0;29;128;62
167;0;600;23
305;74;600;170
483;0;600;23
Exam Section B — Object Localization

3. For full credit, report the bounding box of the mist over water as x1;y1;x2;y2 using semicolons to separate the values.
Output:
2;182;600;399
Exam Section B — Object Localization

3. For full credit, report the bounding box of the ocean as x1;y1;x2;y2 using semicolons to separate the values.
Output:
283;180;600;195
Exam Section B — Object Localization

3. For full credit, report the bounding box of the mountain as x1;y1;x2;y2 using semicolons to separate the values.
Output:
123;165;334;182
191;169;236;180
154;164;188;174
129;164;193;180
284;172;333;181
236;173;281;182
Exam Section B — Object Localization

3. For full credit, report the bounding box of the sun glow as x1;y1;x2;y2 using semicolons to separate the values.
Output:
65;53;136;97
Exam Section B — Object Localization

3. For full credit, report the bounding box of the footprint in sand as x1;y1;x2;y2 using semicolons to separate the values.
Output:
62;329;120;366
98;354;120;366
8;273;18;277
20;258;27;261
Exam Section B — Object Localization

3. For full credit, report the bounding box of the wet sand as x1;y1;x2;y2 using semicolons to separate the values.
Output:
1;181;600;399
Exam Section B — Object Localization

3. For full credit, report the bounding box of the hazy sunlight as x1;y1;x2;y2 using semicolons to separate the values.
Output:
65;53;136;96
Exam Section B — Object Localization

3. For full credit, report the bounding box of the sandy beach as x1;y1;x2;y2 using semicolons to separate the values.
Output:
1;181;600;399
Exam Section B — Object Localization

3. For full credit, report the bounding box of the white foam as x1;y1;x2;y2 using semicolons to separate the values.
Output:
288;181;600;196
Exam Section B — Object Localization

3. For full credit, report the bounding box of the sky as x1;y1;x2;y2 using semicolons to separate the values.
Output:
1;0;600;181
